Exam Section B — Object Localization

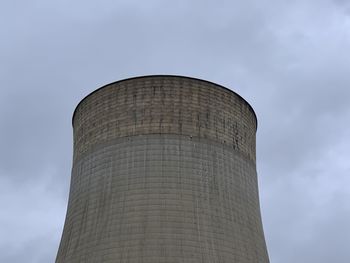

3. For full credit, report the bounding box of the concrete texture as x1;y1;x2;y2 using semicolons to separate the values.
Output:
56;75;269;262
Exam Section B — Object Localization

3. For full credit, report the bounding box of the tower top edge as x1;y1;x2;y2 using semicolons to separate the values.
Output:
71;75;258;130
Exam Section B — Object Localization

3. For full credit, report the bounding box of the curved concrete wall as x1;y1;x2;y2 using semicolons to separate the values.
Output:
56;75;269;262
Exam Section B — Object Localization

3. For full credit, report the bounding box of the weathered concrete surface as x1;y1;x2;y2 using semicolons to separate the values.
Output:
56;75;269;262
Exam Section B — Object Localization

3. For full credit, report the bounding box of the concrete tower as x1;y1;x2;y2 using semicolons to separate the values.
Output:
56;75;269;262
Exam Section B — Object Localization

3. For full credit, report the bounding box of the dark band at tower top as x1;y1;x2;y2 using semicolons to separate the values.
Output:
72;75;258;129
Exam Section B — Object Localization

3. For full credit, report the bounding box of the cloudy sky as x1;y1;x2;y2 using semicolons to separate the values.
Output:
1;0;349;262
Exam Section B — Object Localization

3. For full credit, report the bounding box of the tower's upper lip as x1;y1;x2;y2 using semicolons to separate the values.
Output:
72;75;258;130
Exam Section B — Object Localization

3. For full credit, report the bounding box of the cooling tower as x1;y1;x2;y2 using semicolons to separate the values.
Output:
56;75;269;262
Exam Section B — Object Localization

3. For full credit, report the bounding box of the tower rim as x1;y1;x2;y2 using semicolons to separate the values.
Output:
71;74;258;130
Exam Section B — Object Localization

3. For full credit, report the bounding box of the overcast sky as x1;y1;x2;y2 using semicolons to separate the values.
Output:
1;0;349;262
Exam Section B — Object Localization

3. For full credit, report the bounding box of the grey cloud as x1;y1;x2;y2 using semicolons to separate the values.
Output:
1;1;349;262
